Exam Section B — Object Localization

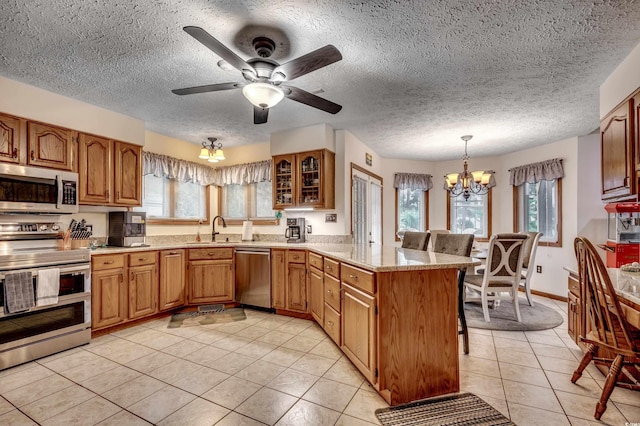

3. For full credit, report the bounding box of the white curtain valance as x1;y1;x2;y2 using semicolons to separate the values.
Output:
143;151;215;186
393;173;433;190
212;160;272;186
509;158;564;186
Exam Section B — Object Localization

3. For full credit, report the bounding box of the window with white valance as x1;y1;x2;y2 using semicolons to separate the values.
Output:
212;160;271;186
394;173;432;238
143;151;215;186
510;158;563;246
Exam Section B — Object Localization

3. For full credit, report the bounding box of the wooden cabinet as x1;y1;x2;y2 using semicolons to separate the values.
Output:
601;99;634;201
91;254;127;330
567;272;582;344
0;113;23;164
127;253;158;319
634;90;640;172
270;248;308;313
159;249;186;311
272;149;335;209
78;135;142;206
309;253;324;324
78;133;112;204
188;248;234;304
27;122;75;171
342;282;377;383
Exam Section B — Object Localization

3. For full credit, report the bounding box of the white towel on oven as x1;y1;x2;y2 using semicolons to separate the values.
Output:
36;268;60;307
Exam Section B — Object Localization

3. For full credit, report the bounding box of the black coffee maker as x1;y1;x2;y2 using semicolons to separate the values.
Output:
285;218;306;243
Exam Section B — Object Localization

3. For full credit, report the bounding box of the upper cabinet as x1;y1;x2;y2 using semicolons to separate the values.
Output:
601;98;635;201
78;134;142;206
0;113;23;164
272;149;335;210
27;122;76;171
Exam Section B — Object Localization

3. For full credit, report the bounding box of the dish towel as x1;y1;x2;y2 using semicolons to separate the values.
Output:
36;268;60;307
4;271;35;314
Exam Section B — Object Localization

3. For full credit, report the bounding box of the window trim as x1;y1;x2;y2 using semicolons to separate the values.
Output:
217;184;280;226
512;178;562;248
395;188;429;241
446;189;492;242
144;180;211;226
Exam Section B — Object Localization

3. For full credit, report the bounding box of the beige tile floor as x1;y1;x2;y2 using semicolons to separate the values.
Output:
0;295;638;425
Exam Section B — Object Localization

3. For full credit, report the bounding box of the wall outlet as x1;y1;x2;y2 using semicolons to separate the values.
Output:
536;265;542;273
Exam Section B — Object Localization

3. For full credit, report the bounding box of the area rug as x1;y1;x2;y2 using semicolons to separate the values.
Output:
168;306;246;328
375;392;514;426
464;298;564;331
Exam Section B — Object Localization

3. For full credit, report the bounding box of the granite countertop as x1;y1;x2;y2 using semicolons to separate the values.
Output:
564;266;640;306
92;242;479;273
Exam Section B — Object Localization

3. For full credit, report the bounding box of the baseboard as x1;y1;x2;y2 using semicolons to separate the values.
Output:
524;288;567;302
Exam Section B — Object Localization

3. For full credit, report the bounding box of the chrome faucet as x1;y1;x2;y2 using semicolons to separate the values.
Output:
212;216;227;242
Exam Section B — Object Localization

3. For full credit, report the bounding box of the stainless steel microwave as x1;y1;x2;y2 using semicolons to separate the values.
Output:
0;164;79;214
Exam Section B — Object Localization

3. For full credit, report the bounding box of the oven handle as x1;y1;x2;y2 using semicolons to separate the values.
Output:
0;264;90;280
56;174;63;209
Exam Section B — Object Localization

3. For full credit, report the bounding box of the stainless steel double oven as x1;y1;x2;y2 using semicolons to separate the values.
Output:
0;221;91;370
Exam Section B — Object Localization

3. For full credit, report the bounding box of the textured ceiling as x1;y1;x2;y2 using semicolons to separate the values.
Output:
2;0;640;160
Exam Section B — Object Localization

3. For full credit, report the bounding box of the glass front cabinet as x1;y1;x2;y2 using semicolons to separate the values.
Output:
272;149;335;210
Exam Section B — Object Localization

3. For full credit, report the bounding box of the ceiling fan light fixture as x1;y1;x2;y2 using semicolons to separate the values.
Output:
242;82;284;108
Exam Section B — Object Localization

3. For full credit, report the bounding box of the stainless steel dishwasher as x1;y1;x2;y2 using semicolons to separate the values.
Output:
235;247;272;310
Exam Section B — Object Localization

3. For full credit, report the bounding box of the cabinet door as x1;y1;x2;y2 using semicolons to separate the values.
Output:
273;154;295;209
568;292;581;344
271;249;287;309
78;133;112;204
0;113;22;164
114;142;142;206
634;92;640;172
189;259;234;304
309;267;324;323
129;264;158;319
297;150;323;207
92;268;126;329
601;99;634;200
159;249;186;311
27;122;75;171
342;283;377;383
287;262;307;312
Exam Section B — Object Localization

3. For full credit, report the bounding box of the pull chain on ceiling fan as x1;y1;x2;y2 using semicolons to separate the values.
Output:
172;26;343;124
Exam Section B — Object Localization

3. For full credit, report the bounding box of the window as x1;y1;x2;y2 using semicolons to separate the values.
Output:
514;178;562;246
218;180;277;225
138;174;209;224
352;164;383;245
396;188;428;239
447;191;491;240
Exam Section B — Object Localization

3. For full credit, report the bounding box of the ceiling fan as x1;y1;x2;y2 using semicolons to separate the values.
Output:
172;26;343;124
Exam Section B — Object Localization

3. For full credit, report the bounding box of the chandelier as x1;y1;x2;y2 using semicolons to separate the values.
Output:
444;135;494;200
198;137;225;163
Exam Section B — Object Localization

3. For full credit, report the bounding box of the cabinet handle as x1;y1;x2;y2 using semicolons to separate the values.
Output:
106;189;109;198
130;272;134;281
103;260;114;264
30;150;35;160
168;251;178;255
327;290;333;295
138;257;148;261
349;274;358;280
207;252;216;257
12;148;17;158
117;191;120;199
326;320;333;326
326;265;332;270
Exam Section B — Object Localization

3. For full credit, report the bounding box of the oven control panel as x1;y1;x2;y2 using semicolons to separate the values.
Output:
0;222;62;237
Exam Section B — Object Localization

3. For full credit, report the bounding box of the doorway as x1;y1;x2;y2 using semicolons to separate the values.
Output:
351;163;383;245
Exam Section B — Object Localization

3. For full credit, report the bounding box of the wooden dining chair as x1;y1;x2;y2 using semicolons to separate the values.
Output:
519;231;542;306
433;233;475;354
572;237;640;420
463;233;528;322
401;231;430;250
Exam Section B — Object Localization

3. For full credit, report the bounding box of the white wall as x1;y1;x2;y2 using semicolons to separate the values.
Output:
0;76;145;145
600;41;640;117
270;124;335;156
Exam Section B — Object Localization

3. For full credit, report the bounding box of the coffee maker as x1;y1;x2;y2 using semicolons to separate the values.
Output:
285;218;306;243
108;212;148;247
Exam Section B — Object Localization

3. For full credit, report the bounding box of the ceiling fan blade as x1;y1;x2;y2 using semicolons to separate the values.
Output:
254;106;269;124
183;26;257;77
271;45;342;82
282;86;342;114
171;82;243;96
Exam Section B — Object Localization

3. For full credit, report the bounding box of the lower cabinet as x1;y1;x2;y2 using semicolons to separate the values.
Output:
92;266;126;329
188;248;234;304
567;272;582;345
159;249;186;310
271;249;308;313
128;264;158;320
309;265;324;324
342;282;377;383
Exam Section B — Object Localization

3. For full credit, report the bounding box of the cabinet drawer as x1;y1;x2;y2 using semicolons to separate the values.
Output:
128;251;157;267
324;304;341;345
568;275;580;297
325;274;340;312
188;248;233;260
324;258;340;279
92;254;125;271
309;252;323;270
341;263;375;294
288;250;306;264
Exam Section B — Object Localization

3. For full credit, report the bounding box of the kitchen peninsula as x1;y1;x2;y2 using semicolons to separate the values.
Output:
91;241;478;406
